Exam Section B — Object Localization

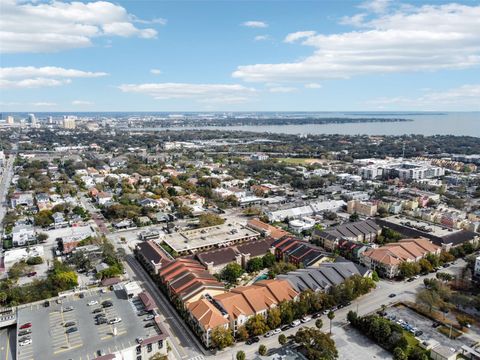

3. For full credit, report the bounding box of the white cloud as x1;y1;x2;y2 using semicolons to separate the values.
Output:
254;35;270;42
32;102;56;107
242;21;268;28
0;0;159;53
118;82;257;104
268;86;297;93
305;83;322;89
366;84;480;109
284;31;316;43
150;69;162;75
359;0;392;14
72;100;93;106
233;3;480;83
0;66;107;89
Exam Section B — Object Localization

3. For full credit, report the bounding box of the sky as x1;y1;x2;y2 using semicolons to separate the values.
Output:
1;0;479;112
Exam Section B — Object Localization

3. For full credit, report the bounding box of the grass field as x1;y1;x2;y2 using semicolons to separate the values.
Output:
276;157;324;165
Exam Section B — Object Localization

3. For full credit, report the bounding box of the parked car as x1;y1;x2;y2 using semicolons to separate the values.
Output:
301;316;312;323
87;300;98;306
44;301;50;308
322;309;330;315
92;308;103;314
62;306;74;312
137;310;148;316
246;337;260;345
264;331;274;338
144;315;154;321
19;323;32;329
96;318;107;325
414;330;423;336
389;293;396;298
144;322;155;328
312;312;322;319
18;329;31;336
407;278;415;282
136;337;143;344
19;339;32;346
66;327;78;334
273;328;281;335
64;321;76;327
109;317;122;324
19;336;31;342
27;272;37;277
102;301;113;308
432;322;441;328
291;320;301;327
280;324;291;331
97;350;106;356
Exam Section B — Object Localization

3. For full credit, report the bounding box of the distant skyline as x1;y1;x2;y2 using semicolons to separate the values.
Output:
1;0;479;112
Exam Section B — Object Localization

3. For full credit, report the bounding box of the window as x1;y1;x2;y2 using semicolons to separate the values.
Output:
136;356;142;360
147;344;152;352
136;345;141;355
158;340;163;349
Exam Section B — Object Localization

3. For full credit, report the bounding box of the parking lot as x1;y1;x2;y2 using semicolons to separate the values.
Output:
16;289;159;360
386;305;472;350
334;325;391;360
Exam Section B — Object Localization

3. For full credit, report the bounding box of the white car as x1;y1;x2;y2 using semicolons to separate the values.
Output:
109;317;122;324
20;339;32;346
264;331;274;338
87;300;98;306
273;328;281;335
301;316;312;323
291;320;301;327
144;315;155;321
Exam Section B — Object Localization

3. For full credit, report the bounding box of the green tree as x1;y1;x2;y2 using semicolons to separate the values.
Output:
210;326;234;350
349;212;359;222
371;270;380;282
34;210;54;227
315;319;323;329
266;307;281;330
393;347;407;360
236;351;246;360
416;289;438;313
198;213;225;228
294;327;338;360
278;334;287;345
220;263;244;284
418;258;433;273
37;233;48;242
258;344;267;356
247;257;264;273
246;314;268;336
327;310;335;334
262;252;275;268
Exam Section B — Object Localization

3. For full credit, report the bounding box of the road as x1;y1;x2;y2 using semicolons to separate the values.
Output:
214;259;467;360
125;255;207;360
0;151;15;225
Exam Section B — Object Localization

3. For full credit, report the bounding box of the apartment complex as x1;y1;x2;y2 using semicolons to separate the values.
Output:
187;279;298;347
313;219;381;251
360;238;440;278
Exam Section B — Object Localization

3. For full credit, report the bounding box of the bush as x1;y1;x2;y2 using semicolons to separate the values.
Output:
258;344;267;356
26;256;43;265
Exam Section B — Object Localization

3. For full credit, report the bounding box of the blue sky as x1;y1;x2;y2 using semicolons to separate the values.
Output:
1;0;479;112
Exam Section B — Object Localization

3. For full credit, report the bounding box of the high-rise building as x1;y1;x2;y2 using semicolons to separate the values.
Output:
6;116;14;125
48;116;53;124
63;115;76;129
28;113;37;127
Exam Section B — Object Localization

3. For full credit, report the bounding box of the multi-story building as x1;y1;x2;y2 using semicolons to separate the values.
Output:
360;238;440;278
347;199;378;217
62;115;76;129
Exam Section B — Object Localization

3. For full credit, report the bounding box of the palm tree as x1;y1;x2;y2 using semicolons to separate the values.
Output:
327;311;335;334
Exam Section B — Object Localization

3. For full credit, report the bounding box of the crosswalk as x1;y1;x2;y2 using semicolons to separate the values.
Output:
187;355;206;360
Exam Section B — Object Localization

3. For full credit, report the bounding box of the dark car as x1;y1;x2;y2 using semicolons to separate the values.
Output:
66;327;78;334
44;301;50;308
281;324;291;331
312;312;322;319
414;330;423;336
137;310;149;316
246;337;260;345
27;272;37;277
377;311;387;317
407;278;415;282
92;308;103;314
389;293;396;298
64;321;76;327
18;330;31;336
144;322;155;328
95;313;106;319
432;322;441;328
102;301;113;308
96;318;108;325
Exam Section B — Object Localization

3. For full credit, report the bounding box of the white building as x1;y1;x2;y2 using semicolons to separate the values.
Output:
63;115;76;129
12;223;36;246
